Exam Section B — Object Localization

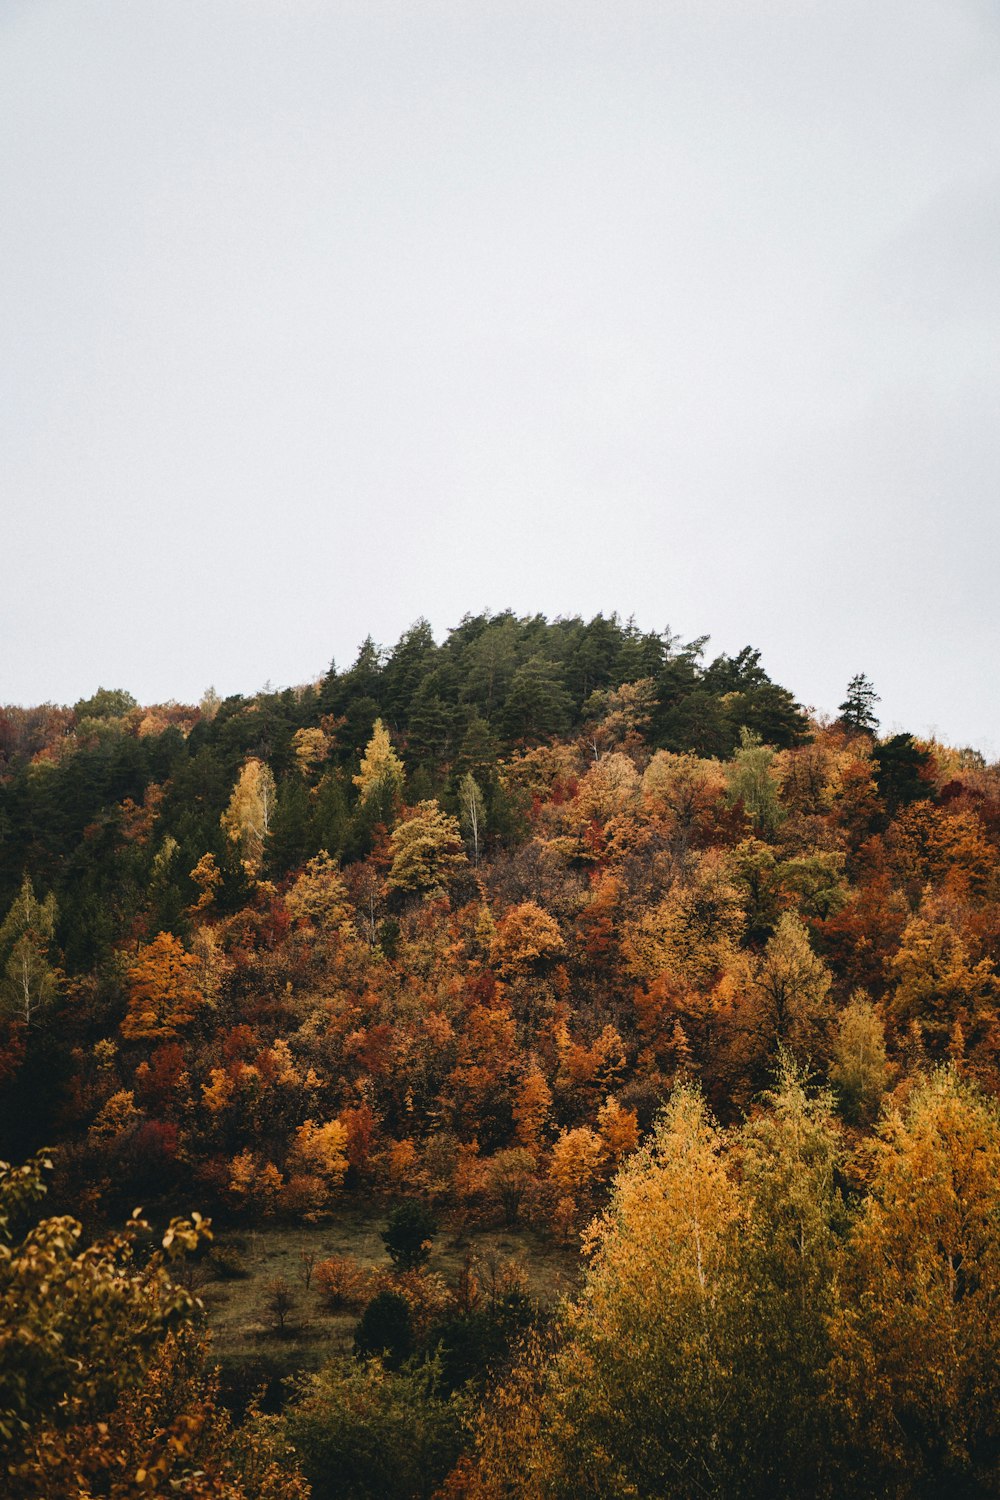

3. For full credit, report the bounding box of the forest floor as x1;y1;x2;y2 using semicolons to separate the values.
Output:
199;1202;580;1405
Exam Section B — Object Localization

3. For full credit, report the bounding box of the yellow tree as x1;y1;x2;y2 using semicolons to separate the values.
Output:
828;991;890;1124
292;725;329;780
220;757;276;876
490;901;565;978
0;875;60;1026
285;851;357;939
827;1070;1000;1495
353;718;405;825
739;912;834;1074
888;915;1000;1056
0;1154;305;1499
497;1085;742;1497
384;801;467;898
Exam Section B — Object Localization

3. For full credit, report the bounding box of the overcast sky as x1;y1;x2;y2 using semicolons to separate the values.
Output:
3;1;998;752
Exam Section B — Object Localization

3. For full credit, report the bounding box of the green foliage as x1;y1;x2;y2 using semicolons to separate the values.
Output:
354;1289;414;1368
381;1200;437;1271
73;686;138;721
726;727;784;838
838;673;880;737
284;1356;467;1500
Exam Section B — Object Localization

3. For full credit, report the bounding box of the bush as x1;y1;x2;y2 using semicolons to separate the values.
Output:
284;1356;467;1500
209;1244;250;1280
354;1290;414;1369
314;1254;378;1311
382;1199;437;1271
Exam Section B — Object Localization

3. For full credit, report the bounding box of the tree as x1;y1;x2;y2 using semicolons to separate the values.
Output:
0;876;60;1027
740;912;833;1072
354;1291;414;1369
121;931;204;1041
284;1356;466;1500
73;686;138;721
488;1085;742;1496
490;901;565;977
501;657;574;743
827;1070;1000;1496
220;757;277;876
385;801;467;898
726;727;784;838
888;916;1000;1056
838;674;880;737
828;993;890;1125
264;1276;296;1337
458;772;487;865
354;718;406;825
382;1200;437;1271
285;850;356;939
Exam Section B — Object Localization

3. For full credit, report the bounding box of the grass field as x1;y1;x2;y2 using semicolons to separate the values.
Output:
200;1202;581;1405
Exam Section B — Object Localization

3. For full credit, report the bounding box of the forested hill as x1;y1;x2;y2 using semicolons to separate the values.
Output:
4;609;1000;1497
0;611;810;970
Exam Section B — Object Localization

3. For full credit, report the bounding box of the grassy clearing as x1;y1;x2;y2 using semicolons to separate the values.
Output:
199;1201;580;1405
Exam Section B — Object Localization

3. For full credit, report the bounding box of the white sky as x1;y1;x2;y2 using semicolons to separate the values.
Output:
3;1;999;753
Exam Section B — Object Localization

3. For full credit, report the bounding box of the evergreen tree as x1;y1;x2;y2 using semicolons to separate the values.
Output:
838;674;880;736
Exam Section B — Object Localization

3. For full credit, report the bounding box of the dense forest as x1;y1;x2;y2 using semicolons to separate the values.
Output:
1;610;999;1498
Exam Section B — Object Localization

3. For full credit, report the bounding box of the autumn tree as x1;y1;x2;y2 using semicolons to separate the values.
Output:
0;876;60;1027
458;772;487;865
0;1151;306;1499
220;757;277;876
121;931;204;1041
385;801;468;899
726;727;784;838
484;1085;741;1496
828;992;890;1125
285;850;357;939
490;901;565;977
292;724;330;779
354;718;406;825
888;915;1000;1057
827;1070;1000;1496
738;912;834;1078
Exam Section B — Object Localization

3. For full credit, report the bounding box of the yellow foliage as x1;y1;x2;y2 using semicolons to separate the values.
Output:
353;717;405;819
89;1089;140;1143
220;758;276;876
548;1126;606;1199
572;753;640;824
491;901;565;976
202;1067;235;1115
289;1118;349;1186
597;1096;639;1163
621;852;744;987
513;1062;553;1150
285;850;357;937
292;725;329;778
385;801;468;897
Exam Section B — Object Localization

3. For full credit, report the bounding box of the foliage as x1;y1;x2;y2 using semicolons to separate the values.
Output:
0;876;60;1026
0;1151;305;1498
385;801;468;898
122;930;204;1041
221;757;277;877
284;1356;466;1500
381;1200;438;1271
